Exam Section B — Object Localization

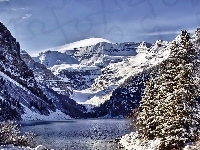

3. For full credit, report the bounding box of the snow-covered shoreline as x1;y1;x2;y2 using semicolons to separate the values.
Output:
119;132;160;150
119;132;200;150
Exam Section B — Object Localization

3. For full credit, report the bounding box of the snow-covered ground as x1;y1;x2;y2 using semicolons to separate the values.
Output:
120;132;161;150
22;105;71;121
51;64;99;75
120;132;200;150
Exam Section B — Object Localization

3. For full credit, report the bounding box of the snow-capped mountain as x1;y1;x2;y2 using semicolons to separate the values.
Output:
93;29;200;118
32;38;111;67
20;50;72;96
32;39;152;106
75;40;168;106
33;50;79;68
0;22;87;121
2;19;199;120
0;22;55;120
46;37;112;52
28;27;200;118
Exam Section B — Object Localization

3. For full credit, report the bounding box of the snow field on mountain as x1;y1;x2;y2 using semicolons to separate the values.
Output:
0;71;72;121
51;64;99;75
21;105;71;121
81;47;169;106
74;54;145;106
70;90;94;103
64;43;168;106
31;37;172;108
48;38;111;52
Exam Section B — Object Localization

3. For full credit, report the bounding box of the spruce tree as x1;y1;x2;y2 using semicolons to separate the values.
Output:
136;72;160;140
136;30;200;150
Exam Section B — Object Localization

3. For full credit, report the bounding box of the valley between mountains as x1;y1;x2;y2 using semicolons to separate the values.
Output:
0;22;200;121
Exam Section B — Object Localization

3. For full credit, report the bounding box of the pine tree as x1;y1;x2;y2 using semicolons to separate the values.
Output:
136;72;160;140
136;30;200;150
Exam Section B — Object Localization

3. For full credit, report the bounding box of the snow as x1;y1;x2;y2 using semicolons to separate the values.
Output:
51;64;99;75
83;89;114;106
21;105;72;121
66;41;170;106
120;132;161;150
0;71;29;92
120;132;200;150
70;89;110;106
29;37;170;107
70;90;94;103
78;53;149;105
70;86;115;106
29;38;112;57
36;51;79;68
58;37;112;52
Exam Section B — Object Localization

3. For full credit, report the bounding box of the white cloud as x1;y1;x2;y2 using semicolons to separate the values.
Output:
0;0;9;2
140;29;196;36
22;13;32;19
10;7;27;11
141;30;180;36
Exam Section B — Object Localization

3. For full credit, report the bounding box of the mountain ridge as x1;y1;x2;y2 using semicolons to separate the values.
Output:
1;20;199;119
0;22;87;120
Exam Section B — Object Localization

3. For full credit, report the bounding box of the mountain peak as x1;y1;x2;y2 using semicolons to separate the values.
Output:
48;37;112;53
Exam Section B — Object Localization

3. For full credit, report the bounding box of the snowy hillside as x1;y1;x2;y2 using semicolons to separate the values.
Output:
94;29;200;118
32;37;172;108
30;28;200;118
79;40;170;106
0;22;87;121
33;50;79;68
21;50;72;96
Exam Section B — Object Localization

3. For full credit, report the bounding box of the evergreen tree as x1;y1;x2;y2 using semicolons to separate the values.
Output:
136;30;200;150
136;72;160;140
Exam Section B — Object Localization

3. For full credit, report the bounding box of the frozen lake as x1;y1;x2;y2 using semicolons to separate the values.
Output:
20;119;131;150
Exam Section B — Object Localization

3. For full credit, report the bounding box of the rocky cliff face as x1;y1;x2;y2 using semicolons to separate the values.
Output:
36;41;152;93
0;22;87;120
20;50;72;96
33;50;79;68
34;41;151;67
0;22;49;103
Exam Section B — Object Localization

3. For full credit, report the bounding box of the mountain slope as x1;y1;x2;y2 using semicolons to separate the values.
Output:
0;22;87;120
93;29;200;118
33;50;79;68
20;50;72;96
29;28;200;118
0;22;49;103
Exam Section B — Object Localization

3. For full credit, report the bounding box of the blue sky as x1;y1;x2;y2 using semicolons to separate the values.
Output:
0;0;200;56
